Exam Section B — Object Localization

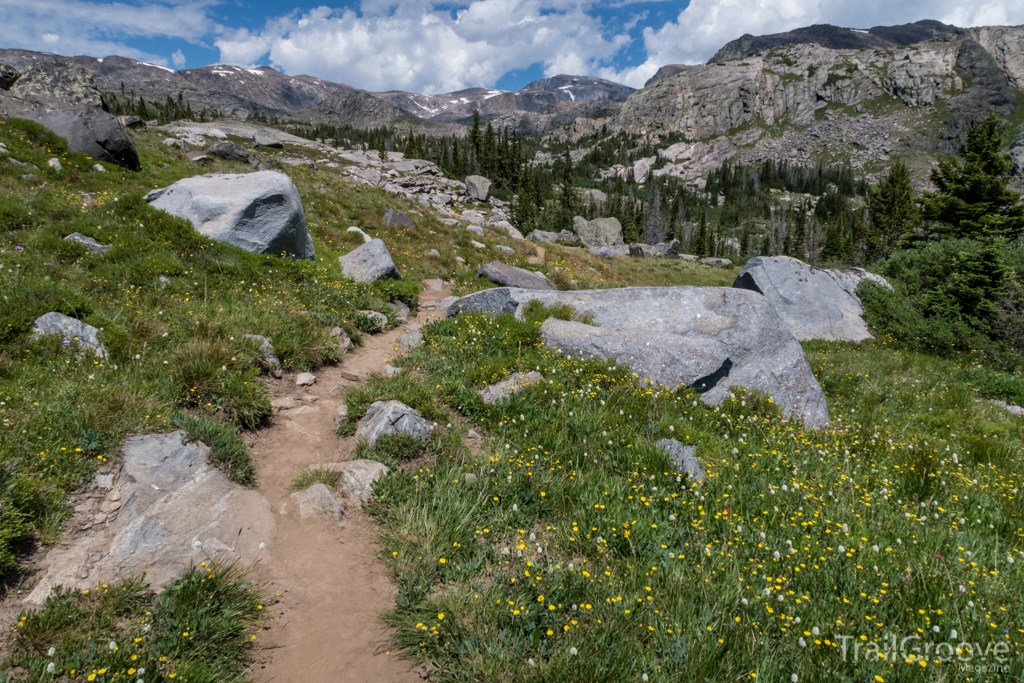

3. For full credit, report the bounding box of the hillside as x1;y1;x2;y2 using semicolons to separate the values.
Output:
1;18;1024;683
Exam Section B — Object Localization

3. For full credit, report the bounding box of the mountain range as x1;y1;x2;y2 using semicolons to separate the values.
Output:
1;18;1022;182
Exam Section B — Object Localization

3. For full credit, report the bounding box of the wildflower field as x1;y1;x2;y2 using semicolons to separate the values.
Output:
360;306;1024;682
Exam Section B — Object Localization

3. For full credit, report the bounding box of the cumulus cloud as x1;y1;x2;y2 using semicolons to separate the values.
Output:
0;0;219;64
214;1;631;93
610;0;1024;88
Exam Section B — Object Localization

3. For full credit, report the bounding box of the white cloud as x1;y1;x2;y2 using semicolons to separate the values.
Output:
214;1;632;93
0;0;219;63
611;0;1024;88
171;48;186;68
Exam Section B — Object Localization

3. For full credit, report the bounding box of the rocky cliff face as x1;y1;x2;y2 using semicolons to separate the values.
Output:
707;20;962;65
605;26;1024;185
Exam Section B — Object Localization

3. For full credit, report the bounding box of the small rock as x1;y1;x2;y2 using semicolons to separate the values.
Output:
32;312;107;358
355;400;432;447
94;473;114;489
423;279;445;292
347;226;372;243
470;240;486;250
76;568;90;579
271;397;300;412
47;157;62;173
333;404;349;425
92;164;106;173
257;159;282;171
455;256;466;264
655;439;705;482
245;334;283;378
186;151;212;165
439;296;459;316
330;326;353;355
423;248;441;257
333;460;390;502
497;245;515;255
341;370;367;382
478;371;545;404
467;225;485;237
359;309;389;332
162;137;187;149
382;365;401;378
74;501;94;513
383;207;415;228
699;257;733;268
466;429;482;440
677;254;699;262
398;328;423;352
390;299;411;324
296;372;316;387
0;142;8;154
290;483;343;520
464;473;478;483
117;115;146;129
64;232;111;254
993;400;1024;417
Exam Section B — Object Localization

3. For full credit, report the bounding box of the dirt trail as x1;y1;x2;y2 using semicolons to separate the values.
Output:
250;281;451;682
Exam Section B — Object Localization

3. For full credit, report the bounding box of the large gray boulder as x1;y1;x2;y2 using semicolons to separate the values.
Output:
572;216;624;247
733;256;891;342
64;232;110;254
0;63;140;170
478;262;555;290
146;171;315;259
32;312;107;358
449;286;828;428
324;460;391;502
339;238;401;282
355;400;432;447
26;432;276;604
465;175;492;201
252;131;284;148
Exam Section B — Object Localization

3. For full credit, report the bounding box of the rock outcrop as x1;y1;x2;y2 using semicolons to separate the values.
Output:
146;171;315;259
0;61;140;169
733;256;890;342
449;286;829;428
478;262;555;290
338;238;401;282
655;438;705;482
26;432;275;604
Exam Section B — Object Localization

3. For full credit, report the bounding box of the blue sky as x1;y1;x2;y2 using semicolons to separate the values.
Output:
2;0;1023;93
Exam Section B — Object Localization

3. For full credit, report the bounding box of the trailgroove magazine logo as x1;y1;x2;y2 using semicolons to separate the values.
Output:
836;632;1016;673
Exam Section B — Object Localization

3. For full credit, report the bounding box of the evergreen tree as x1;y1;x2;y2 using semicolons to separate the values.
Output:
921;113;1024;241
643;172;663;244
555;149;579;232
866;158;919;259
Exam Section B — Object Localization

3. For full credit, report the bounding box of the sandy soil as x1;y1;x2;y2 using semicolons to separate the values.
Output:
249;283;450;682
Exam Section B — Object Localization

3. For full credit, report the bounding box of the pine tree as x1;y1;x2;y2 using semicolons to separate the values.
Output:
921;113;1024;241
643;172;663;245
866;158;919;259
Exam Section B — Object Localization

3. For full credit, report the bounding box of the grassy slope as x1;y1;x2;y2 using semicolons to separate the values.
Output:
358;309;1024;681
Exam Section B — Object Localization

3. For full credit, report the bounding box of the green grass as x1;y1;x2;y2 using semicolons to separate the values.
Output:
292;465;341;490
1;566;264;682
171;411;256;486
360;307;1024;682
